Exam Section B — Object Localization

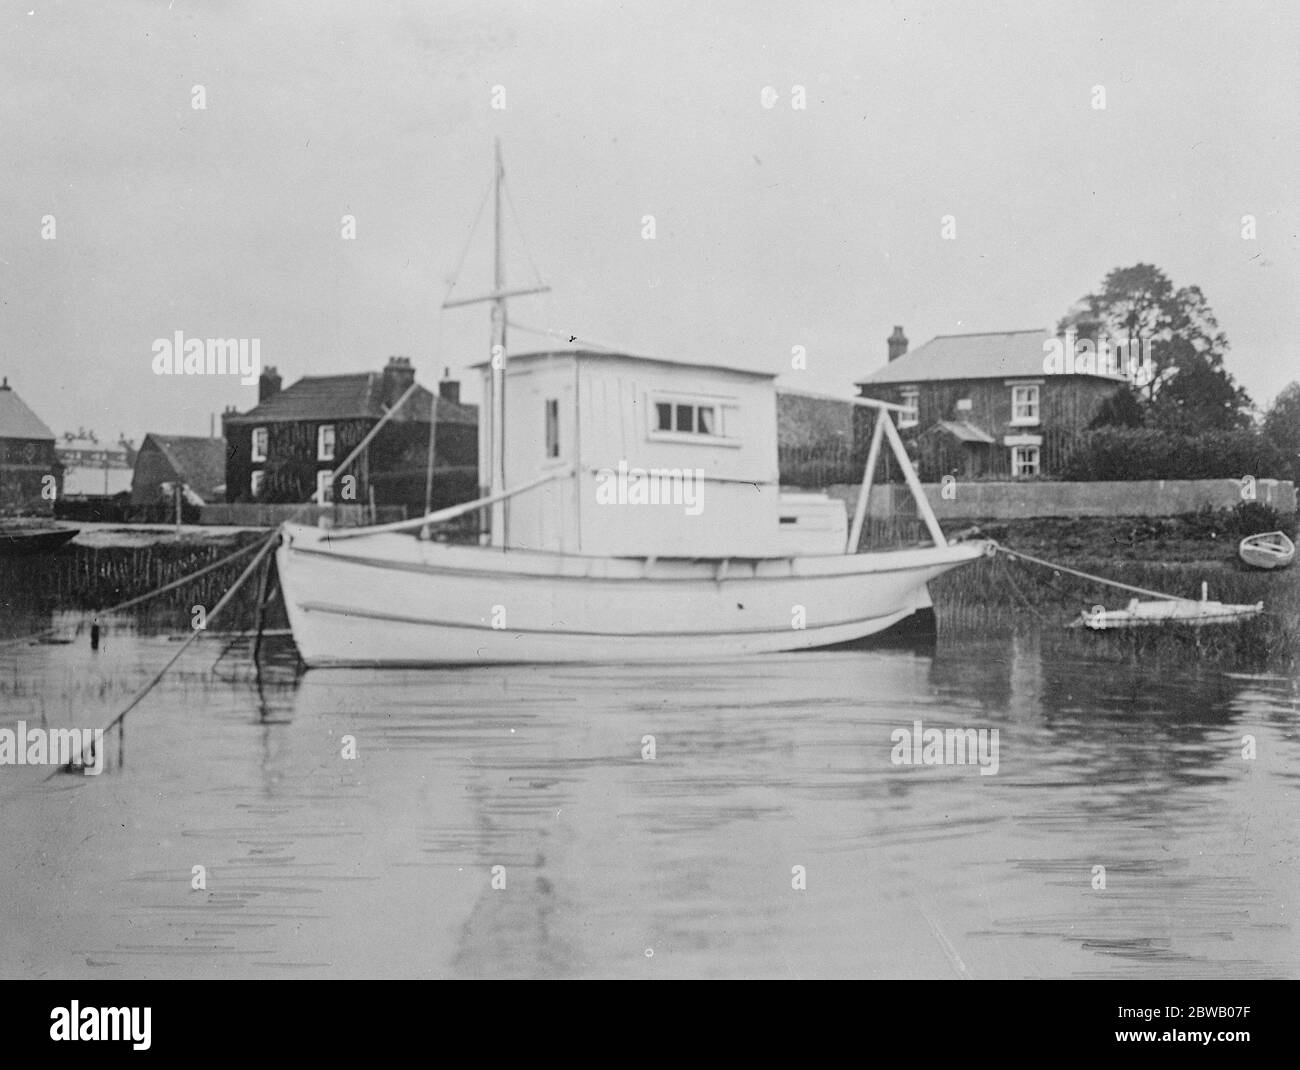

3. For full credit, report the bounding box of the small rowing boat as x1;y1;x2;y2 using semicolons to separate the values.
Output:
1238;530;1295;570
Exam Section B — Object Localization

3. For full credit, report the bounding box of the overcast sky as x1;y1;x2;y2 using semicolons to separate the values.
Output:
2;0;1296;440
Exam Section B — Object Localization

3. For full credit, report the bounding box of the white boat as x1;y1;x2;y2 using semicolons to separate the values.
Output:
275;143;989;667
1076;587;1264;631
1239;530;1295;570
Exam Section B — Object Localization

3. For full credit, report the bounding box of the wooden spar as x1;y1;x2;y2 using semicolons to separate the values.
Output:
442;285;550;309
880;413;946;548
845;414;885;553
322;466;574;541
491;138;507;547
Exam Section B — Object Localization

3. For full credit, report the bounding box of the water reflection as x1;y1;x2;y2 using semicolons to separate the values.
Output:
0;620;1295;979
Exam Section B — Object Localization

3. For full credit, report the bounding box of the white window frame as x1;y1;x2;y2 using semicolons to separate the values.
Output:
646;391;740;447
317;424;335;462
250;470;265;497
1010;384;1040;426
898;387;919;429
1011;445;1040;477
251;426;268;462
316;469;334;504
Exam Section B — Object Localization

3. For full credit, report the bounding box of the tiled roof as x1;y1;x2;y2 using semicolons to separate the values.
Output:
857;329;1126;386
145;435;228;500
0;382;56;441
227;374;478;425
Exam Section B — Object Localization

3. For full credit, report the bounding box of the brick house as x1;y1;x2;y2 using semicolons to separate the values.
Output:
856;327;1125;480
221;357;478;513
130;434;227;507
0;377;61;515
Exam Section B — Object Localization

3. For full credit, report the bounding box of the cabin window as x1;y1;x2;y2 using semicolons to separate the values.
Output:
317;424;335;462
250;470;264;497
316;469;334;504
899;388;919;428
1011;385;1040;425
1011;445;1040;477
251;426;268;462
545;399;560;459
654;400;719;436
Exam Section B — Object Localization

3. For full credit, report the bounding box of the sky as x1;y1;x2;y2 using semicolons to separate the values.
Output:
1;0;1296;441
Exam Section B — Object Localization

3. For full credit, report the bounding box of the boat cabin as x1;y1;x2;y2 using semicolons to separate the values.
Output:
474;350;846;557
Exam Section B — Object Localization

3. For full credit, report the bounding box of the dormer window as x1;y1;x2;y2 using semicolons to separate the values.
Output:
898;388;919;428
318;424;336;462
251;426;268;462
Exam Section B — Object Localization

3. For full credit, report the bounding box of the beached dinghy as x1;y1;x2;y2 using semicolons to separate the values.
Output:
1238;530;1295;570
274;144;989;667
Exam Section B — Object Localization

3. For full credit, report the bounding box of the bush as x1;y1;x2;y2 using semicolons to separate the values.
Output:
1061;428;1293;481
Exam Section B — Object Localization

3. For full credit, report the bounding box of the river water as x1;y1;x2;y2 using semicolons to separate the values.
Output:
0;616;1296;979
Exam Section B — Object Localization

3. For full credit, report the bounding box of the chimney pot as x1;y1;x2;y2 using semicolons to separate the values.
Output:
887;326;909;362
258;365;282;403
382;356;417;407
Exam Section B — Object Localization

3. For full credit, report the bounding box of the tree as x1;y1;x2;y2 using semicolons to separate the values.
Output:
1058;264;1252;430
1262;381;1300;480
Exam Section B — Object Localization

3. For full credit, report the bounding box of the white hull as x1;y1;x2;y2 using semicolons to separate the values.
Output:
275;523;987;666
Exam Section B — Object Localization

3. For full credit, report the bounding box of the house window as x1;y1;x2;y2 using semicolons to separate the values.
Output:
250;470;265;497
545;399;560;459
653;400;720;436
317;424;335;461
1011;385;1040;425
899;388;919;428
316;469;334;504
1011;445;1040;477
251;426;268;462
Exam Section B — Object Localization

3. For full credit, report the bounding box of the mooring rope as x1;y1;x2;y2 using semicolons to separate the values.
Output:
47;530;280;778
0;534;271;649
988;540;1188;603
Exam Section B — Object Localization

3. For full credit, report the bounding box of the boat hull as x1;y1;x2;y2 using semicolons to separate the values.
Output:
1238;531;1295;570
0;526;78;557
275;524;987;666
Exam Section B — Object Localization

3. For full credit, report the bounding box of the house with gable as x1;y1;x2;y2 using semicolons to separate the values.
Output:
856;327;1126;481
221;357;478;514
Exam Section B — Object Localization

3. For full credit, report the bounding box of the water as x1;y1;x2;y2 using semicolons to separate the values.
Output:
0;619;1296;978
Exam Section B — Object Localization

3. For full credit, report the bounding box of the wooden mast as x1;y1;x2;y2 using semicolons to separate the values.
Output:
489;138;507;547
439;142;549;549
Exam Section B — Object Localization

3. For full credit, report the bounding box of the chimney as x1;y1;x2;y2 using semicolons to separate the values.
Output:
439;367;460;406
383;356;416;408
888;326;909;362
259;365;282;403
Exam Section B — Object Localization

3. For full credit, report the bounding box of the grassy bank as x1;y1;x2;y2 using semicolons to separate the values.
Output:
931;517;1299;672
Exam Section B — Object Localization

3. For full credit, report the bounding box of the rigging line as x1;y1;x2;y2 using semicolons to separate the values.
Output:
509;320;622;353
990;540;1187;602
0;535;269;649
501;173;545;289
47;531;281;779
441;177;493;303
